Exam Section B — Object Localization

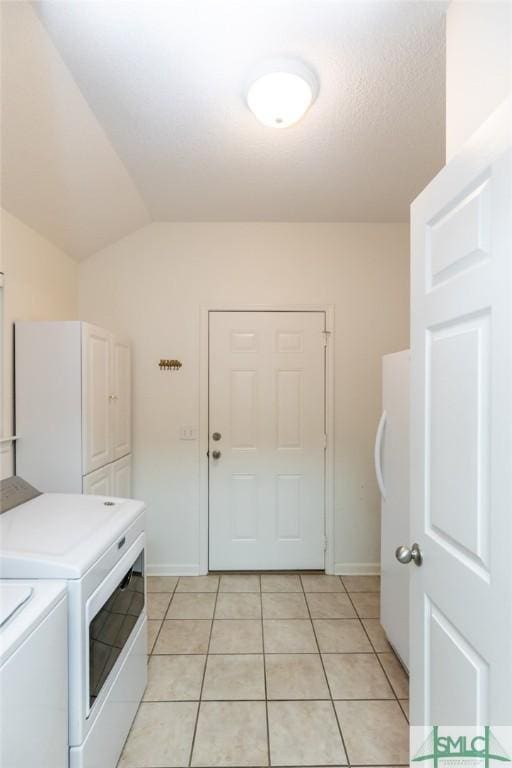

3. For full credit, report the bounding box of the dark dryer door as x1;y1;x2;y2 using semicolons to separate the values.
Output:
88;551;144;711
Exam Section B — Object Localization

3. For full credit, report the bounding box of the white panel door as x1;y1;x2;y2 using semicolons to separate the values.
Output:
82;463;112;496
379;349;410;669
111;336;132;460
112;455;132;498
209;311;326;570
82;324;112;474
410;101;512;727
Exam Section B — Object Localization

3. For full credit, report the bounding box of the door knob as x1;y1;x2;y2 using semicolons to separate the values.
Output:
395;543;423;566
211;450;221;460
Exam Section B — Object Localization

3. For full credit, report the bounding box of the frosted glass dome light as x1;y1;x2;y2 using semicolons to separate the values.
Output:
246;68;317;128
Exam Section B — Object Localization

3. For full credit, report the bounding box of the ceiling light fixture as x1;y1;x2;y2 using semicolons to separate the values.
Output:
246;60;318;129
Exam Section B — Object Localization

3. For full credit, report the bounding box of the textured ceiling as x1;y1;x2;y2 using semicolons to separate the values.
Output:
2;1;447;258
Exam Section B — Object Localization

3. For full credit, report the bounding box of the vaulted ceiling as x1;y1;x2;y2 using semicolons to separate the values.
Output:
1;1;446;259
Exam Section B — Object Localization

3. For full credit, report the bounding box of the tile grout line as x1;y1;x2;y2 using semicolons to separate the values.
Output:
150;578;180;651
186;575;220;768
151;650;380;656
343;586;408;717
377;649;410;705
260;574;272;767
116;577;180;766
343;586;391;685
135;576;407;768
302;574;352;768
138;696;401;703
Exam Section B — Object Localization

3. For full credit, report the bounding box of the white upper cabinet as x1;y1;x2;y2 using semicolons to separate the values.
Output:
82;325;132;474
111;336;132;462
15;321;132;494
82;324;112;474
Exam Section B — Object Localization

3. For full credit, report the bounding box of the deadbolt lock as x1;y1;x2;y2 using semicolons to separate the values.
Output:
212;432;222;441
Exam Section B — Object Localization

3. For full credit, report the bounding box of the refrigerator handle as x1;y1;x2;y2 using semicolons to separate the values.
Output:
374;410;387;499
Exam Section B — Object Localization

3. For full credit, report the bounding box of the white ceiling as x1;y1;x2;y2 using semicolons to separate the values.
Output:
2;1;447;258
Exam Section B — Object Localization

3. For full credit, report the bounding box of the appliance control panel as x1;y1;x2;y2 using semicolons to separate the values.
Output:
0;476;41;514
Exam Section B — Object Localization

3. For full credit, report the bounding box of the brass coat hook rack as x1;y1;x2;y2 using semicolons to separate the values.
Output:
159;359;182;371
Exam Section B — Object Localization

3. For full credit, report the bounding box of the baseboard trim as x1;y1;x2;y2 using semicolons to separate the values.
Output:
146;564;205;576
334;562;380;576
147;562;380;577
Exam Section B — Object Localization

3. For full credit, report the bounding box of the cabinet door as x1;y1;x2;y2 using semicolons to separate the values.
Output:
82;324;113;474
111;455;132;498
82;464;112;496
111;337;132;460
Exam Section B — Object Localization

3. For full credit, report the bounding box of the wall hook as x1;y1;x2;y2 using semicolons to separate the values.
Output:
159;359;182;371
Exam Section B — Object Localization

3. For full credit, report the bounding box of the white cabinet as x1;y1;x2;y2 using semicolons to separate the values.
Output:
83;324;112;473
82;324;132;474
112;454;132;497
83;456;132;498
112;337;132;461
15;321;132;496
82;464;111;496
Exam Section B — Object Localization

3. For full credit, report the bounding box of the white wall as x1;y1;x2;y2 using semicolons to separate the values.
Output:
1;2;149;259
1;209;78;479
446;0;512;160
79;222;409;574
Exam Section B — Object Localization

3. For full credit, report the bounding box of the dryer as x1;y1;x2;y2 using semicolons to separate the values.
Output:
0;490;147;768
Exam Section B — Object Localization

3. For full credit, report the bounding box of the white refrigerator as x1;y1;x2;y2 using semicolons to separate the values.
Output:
375;349;410;669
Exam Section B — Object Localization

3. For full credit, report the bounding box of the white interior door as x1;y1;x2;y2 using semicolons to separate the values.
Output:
111;336;132;460
410;101;512;727
209;311;326;570
82;324;112;474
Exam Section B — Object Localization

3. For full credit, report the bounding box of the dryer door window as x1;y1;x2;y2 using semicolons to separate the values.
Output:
88;551;144;710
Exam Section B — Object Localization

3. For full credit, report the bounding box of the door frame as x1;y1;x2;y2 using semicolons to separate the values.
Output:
198;303;335;575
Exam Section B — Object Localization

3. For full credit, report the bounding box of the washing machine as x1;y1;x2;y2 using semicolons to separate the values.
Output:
0;479;147;768
0;579;68;768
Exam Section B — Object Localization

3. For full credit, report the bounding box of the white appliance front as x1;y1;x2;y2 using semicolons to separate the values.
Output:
0;493;148;768
68;530;147;768
69;528;146;746
376;349;410;669
0;580;68;768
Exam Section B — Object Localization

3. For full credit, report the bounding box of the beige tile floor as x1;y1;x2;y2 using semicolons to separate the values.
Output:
118;573;409;768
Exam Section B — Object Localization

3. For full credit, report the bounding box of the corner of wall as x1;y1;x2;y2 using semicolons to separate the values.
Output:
446;1;512;160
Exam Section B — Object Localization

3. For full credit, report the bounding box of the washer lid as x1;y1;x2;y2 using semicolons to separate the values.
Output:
0;493;145;579
0;584;32;627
